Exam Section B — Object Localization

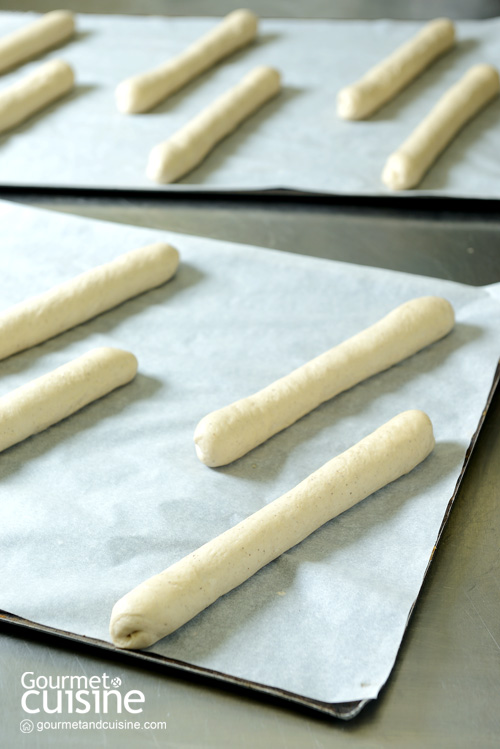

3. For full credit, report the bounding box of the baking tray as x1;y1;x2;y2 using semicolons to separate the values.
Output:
1;201;499;719
1;358;498;722
0;13;500;198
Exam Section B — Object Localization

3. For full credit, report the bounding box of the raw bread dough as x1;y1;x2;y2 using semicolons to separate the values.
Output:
0;347;137;454
382;64;500;190
0;10;75;74
110;409;435;648
194;296;454;467
337;18;455;120
0;242;179;361
146;65;281;184
116;9;258;114
0;59;74;134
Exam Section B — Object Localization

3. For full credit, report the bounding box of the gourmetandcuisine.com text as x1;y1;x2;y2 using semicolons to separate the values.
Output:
23;719;167;732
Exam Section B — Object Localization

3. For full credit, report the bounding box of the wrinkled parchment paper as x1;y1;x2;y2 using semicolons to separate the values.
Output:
0;13;499;196
0;200;499;704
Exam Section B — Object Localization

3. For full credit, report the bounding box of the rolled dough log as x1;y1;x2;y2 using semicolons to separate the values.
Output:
0;242;179;361
382;64;500;190
116;9;258;114
146;65;281;184
194;296;454;467
110;409;434;648
0;59;74;134
337;18;455;120
0;10;75;75
0;347;137;454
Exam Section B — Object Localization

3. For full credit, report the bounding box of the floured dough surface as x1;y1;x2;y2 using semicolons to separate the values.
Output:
146;66;281;184
110;410;435;649
0;10;75;74
116;9;258;114
194;296;454;467
0;347;137;454
382;64;500;190
0;242;179;360
337;18;455;120
0;59;74;134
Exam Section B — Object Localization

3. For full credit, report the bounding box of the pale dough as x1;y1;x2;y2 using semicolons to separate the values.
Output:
382;64;500;190
110;409;435;648
337;18;455;120
0;10;75;75
0;242;179;361
0;59;74;134
116;9;258;114
146;65;281;184
0;347;137;454
194;296;454;467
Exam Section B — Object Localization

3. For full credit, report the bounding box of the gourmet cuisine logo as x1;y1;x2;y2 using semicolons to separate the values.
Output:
21;672;145;715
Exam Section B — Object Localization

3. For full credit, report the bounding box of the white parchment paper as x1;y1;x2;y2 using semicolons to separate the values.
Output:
0;200;499;704
0;13;500;196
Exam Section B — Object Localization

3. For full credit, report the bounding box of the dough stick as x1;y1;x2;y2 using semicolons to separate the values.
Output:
382;64;500;190
194;296;454;467
0;59;74;134
146;65;281;184
0;347;137;454
111;409;434;648
337;18;455;120
0;10;75;75
116;9;258;114
0;242;179;361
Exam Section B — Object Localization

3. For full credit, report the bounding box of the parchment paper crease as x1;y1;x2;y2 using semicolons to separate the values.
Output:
0;13;500;196
0;200;499;704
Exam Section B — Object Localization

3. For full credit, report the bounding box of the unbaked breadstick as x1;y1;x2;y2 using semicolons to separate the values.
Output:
0;347;137;454
111;409;434;648
146;65;281;184
0;10;75;75
194;296;454;467
337;18;455;120
382;64;500;190
116;9;258;114
0;59;74;134
0;242;179;361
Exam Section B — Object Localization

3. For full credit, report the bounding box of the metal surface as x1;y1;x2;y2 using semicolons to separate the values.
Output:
1;0;500;18
0;1;499;746
5;193;500;285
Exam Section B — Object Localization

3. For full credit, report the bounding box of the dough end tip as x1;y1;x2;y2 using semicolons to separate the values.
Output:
382;152;416;191
146;145;176;184
110;612;159;650
115;80;142;115
228;8;259;35
336;88;360;120
193;423;210;465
